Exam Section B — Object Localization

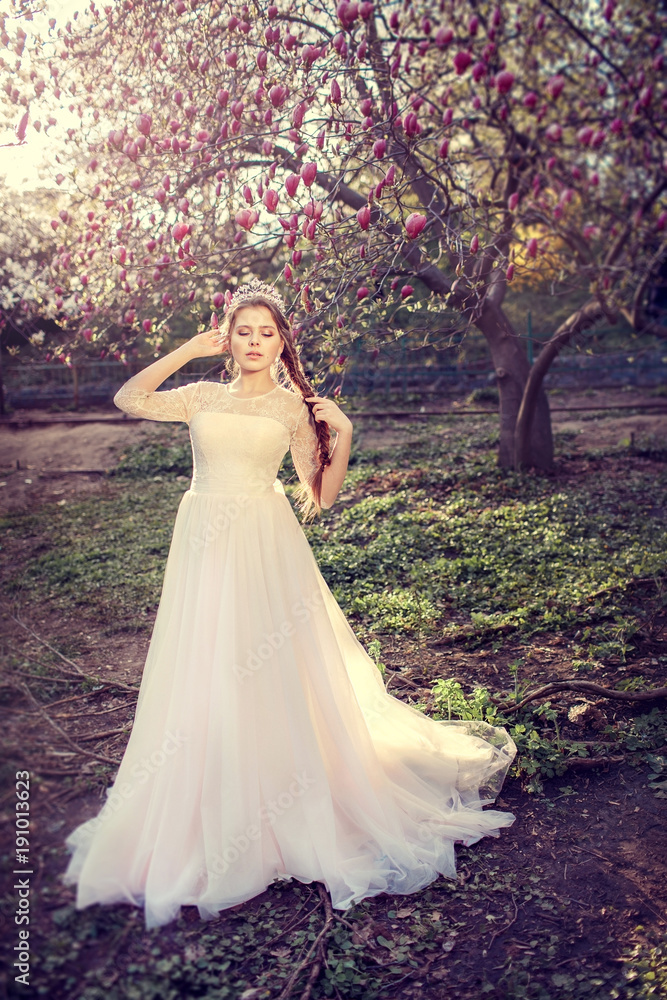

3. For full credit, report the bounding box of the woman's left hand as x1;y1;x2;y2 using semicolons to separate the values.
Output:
305;395;353;435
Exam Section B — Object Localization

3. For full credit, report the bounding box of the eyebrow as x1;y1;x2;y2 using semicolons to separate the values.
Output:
235;324;277;331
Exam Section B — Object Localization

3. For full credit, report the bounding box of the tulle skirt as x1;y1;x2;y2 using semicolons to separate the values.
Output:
64;483;516;929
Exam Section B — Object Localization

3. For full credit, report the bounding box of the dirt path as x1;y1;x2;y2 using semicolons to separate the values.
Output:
1;387;665;515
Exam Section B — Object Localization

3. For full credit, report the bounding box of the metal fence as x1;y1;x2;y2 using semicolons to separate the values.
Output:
3;346;666;411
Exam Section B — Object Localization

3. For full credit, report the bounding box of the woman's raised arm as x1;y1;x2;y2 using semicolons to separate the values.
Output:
119;328;222;395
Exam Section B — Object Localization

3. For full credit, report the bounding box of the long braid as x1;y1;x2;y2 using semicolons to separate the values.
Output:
221;296;331;518
278;340;331;519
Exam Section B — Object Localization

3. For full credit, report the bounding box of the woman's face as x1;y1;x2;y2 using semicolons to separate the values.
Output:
227;304;284;373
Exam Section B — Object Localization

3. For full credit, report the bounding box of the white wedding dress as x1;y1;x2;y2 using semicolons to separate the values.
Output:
63;379;516;929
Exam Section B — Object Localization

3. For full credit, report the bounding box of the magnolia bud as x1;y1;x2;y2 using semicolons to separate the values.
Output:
357;205;371;230
300;162;317;186
405;212;427;239
453;51;472;75
285;173;300;197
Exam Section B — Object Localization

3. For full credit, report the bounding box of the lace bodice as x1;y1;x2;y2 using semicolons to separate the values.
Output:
114;380;325;504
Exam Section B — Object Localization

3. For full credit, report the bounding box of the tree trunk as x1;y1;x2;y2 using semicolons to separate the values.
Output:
476;303;553;470
514;299;605;469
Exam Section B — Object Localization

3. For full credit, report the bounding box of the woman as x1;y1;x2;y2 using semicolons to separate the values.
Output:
64;278;516;930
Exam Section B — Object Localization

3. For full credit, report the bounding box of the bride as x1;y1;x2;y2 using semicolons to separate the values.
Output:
63;277;516;930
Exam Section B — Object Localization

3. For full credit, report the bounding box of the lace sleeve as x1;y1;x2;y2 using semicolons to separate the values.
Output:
113;381;200;422
290;402;330;505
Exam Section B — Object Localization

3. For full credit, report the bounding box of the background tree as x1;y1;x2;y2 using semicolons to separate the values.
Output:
1;0;665;467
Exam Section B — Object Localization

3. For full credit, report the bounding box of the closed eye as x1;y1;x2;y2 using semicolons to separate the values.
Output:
235;330;276;337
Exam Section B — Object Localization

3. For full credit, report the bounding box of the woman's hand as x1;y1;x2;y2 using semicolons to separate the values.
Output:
187;327;227;359
305;395;353;436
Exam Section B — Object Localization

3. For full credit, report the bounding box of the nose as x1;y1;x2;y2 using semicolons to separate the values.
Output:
248;329;261;345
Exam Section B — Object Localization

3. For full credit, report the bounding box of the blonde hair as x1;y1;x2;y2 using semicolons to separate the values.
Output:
220;296;331;519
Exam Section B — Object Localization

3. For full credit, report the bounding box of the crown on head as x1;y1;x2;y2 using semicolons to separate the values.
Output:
226;277;287;316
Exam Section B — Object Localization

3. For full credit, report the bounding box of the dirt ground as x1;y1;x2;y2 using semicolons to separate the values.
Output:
0;386;665;515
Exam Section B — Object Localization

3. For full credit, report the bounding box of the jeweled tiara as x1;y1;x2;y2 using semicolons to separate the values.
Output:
227;277;287;316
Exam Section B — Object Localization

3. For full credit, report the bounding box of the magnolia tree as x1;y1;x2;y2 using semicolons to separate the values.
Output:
0;182;63;373
1;0;665;467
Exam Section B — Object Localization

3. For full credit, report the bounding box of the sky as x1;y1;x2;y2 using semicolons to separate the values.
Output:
1;0;93;191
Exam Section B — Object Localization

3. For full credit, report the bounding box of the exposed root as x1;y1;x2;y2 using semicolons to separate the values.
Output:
501;679;667;714
562;755;625;769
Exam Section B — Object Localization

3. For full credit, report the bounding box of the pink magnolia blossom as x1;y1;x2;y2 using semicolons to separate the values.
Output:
357;205;371;230
405;213;427;239
136;114;152;135
453;51;472;75
496;71;514;94
337;1;359;30
435;27;453;48
300;162;317;186
269;84;287;108
404;112;421;137
401;284;413;299
303;201;322;220
235;209;258;230
356;285;369;301
263;189;279;212
472;61;487;83
285;173;300;197
546;75;565;100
